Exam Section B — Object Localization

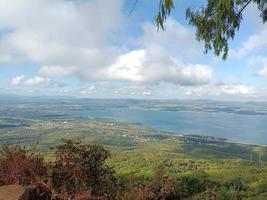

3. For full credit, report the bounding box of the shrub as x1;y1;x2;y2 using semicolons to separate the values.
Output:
118;165;178;200
148;165;178;200
0;145;47;186
51;140;117;198
224;178;247;192
176;175;206;198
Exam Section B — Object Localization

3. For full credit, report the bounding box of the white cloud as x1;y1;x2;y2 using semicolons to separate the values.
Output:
113;86;153;96
1;2;227;99
183;83;255;98
95;19;211;85
139;19;203;60
256;57;267;77
0;0;123;73
232;26;267;58
101;49;212;85
219;84;255;96
247;56;267;77
142;91;152;96
0;4;211;87
257;65;267;77
80;86;95;95
36;18;211;86
102;50;146;82
10;75;48;86
102;19;211;86
11;75;24;86
38;65;77;77
185;87;204;97
230;3;267;59
24;76;47;86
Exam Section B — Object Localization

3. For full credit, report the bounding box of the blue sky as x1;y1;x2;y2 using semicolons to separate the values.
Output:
0;0;267;100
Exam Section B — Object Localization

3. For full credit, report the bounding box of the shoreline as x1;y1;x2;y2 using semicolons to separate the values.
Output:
179;133;267;147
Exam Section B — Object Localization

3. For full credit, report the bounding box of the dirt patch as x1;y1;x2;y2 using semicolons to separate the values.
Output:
0;185;25;200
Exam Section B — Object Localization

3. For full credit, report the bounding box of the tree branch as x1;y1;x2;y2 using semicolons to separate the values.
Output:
129;0;138;15
238;0;253;16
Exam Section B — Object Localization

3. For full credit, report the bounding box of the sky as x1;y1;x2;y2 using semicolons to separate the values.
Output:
0;0;267;100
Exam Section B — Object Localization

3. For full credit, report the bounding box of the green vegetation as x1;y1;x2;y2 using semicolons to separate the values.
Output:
1;98;267;199
1;138;267;199
1;117;267;199
155;0;267;59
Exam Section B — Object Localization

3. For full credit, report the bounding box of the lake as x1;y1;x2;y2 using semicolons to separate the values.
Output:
67;107;267;146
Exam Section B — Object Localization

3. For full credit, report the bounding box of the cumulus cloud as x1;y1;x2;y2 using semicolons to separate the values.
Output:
11;75;48;86
80;86;96;95
103;18;212;86
102;50;146;82
219;84;255;96
1;1;224;99
0;0;123;73
139;19;203;60
185;87;204;97
247;56;267;77
38;65;77;77
230;3;266;59
33;18;212;86
184;83;255;98
142;91;152;96
102;49;212;85
11;75;25;86
24;76;47;86
232;26;267;58
0;2;211;87
113;86;153;96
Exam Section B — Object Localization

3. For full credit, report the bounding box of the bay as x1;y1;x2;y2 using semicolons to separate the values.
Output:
67;107;267;146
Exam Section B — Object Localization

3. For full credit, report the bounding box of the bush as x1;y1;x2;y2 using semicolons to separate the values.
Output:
0;145;47;186
118;165;178;200
176;175;206;198
148;165;178;200
224;178;247;192
51;140;117;198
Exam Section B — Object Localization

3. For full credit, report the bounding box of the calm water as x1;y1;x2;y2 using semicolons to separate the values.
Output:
68;108;267;145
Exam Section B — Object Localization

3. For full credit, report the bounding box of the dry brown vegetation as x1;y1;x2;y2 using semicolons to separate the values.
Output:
0;141;179;200
0;140;260;200
0;146;47;186
0;141;113;199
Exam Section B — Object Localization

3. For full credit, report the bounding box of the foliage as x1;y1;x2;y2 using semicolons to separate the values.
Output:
176;172;216;199
118;165;178;200
52;140;117;197
148;165;178;199
156;0;174;30
0;145;47;186
224;177;248;192
0;139;267;199
156;0;267;59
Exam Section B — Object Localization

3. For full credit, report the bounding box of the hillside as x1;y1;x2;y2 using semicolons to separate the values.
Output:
1;117;267;199
1;98;267;199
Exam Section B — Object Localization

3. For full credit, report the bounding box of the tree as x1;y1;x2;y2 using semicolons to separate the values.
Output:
52;140;117;197
155;0;267;59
